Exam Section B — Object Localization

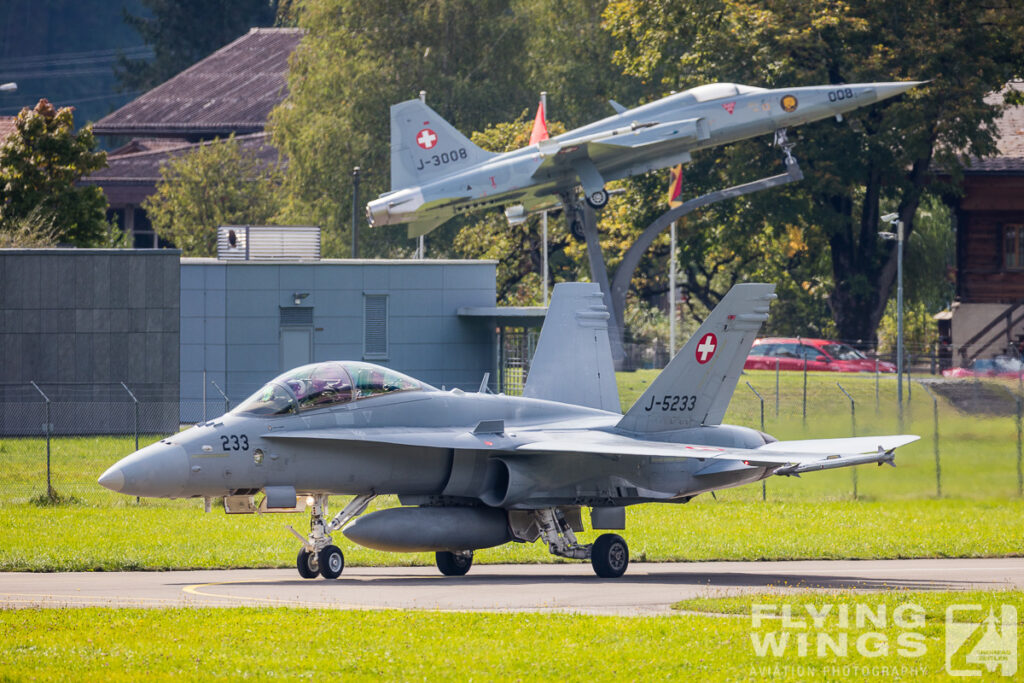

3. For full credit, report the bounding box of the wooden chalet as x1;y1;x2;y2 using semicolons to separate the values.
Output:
946;82;1024;366
81;28;303;248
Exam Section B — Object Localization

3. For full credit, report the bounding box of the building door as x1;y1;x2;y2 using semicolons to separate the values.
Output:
281;328;312;371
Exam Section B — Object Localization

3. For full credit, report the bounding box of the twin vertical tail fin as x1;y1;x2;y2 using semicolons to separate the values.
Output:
616;283;776;433
389;99;496;192
523;283;620;412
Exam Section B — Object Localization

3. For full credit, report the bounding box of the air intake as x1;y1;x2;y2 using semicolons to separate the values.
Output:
217;226;321;261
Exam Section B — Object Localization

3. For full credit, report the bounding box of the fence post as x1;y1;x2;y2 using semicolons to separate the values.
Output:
917;382;941;497
875;357;880;413
1018;396;1023;497
746;382;767;501
800;337;807;426
775;358;780;418
907;363;912;407
837;382;857;499
29;381;52;497
211;380;231;415
120;382;139;452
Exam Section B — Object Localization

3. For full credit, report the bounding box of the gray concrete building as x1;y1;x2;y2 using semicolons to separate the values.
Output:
0;249;180;435
179;259;502;421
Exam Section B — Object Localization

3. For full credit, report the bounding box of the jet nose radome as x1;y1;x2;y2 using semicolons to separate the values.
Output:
97;466;125;492
97;442;189;498
867;80;926;104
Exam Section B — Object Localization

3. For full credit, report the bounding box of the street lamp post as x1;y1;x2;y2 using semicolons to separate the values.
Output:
881;213;904;426
351;167;360;259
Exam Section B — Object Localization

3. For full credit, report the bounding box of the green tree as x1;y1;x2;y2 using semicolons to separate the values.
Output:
143;136;283;256
270;0;647;259
0;99;109;246
271;0;535;258
117;0;282;92
604;0;1024;343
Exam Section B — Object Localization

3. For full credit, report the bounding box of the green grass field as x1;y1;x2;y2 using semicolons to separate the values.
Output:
2;591;1021;681
1;371;1022;572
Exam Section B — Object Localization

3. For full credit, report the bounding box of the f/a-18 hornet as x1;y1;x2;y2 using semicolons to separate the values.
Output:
366;80;922;237
100;283;918;579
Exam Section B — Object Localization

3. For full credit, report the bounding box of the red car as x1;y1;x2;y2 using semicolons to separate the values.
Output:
744;337;897;373
942;356;1024;378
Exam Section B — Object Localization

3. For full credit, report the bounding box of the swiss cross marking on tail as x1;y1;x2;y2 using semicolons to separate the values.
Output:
416;128;438;149
696;333;717;364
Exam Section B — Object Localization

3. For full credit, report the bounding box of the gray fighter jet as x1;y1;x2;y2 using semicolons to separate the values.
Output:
366;81;922;237
99;282;917;579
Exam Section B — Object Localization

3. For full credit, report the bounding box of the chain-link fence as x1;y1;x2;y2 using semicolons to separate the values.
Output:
0;382;206;504
2;371;1022;505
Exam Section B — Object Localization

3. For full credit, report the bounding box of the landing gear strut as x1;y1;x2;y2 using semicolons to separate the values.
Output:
288;492;375;579
531;508;631;578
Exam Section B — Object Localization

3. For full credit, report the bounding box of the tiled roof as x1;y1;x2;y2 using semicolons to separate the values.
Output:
92;28;303;138
965;82;1024;173
109;138;193;156
84;132;282;184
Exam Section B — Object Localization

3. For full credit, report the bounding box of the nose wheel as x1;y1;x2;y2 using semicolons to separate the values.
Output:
318;545;344;579
296;548;319;579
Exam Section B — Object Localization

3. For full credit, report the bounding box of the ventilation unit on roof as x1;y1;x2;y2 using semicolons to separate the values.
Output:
217;225;321;261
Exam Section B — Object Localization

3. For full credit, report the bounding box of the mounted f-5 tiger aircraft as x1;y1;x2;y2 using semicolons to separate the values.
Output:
366;80;923;237
99;282;918;579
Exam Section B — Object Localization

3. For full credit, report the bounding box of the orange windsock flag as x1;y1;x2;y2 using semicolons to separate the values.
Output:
668;164;684;208
529;100;549;145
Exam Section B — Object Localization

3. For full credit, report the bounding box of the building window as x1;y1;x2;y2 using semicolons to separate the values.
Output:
363;294;388;359
1005;224;1024;270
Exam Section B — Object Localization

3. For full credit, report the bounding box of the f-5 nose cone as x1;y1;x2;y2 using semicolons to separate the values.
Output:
97;466;125;492
868;80;926;103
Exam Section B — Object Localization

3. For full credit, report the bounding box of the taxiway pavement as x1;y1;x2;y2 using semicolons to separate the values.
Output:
3;558;1023;616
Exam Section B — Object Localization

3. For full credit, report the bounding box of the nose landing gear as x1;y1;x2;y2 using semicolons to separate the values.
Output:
288;493;375;579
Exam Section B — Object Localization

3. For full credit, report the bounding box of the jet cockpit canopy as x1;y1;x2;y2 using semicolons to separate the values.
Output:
232;361;428;416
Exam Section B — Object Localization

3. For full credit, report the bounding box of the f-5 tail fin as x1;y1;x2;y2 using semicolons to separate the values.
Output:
523;283;620;412
617;283;776;433
390;99;496;191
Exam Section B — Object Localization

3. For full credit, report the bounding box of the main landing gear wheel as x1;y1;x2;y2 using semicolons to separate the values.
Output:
435;550;473;576
297;548;319;579
318;545;345;579
585;188;609;209
591;533;629;578
570;218;586;241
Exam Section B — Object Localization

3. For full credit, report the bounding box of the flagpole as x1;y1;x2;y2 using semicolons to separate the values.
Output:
669;219;677;357
541;91;549;308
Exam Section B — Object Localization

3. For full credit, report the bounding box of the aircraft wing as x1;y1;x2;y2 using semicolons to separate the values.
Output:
264;426;918;475
531;117;710;179
514;433;920;475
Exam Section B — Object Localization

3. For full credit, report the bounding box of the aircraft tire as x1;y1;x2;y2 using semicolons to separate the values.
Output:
591;533;629;578
297;548;319;579
318;545;345;579
570;219;586;241
435;550;473;576
585;189;609;209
